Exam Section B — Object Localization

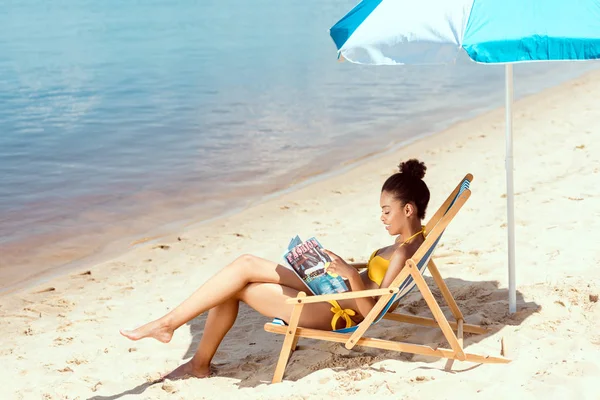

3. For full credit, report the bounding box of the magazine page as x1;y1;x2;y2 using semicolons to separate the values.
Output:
283;236;348;296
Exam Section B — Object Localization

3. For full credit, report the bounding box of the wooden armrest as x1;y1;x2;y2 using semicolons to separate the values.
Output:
285;288;398;304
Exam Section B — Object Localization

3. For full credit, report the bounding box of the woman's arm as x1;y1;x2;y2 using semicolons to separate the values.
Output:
322;250;375;316
348;247;409;316
379;246;409;289
324;248;408;317
375;247;409;313
349;262;367;269
345;274;376;317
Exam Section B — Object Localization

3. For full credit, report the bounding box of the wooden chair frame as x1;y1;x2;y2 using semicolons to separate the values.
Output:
264;174;510;383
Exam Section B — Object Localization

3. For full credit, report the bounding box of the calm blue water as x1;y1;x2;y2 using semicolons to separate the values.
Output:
1;0;598;291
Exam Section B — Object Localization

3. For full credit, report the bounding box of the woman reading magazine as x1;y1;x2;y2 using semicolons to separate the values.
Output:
121;158;431;379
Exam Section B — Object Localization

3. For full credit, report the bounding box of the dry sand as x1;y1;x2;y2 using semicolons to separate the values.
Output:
2;69;600;400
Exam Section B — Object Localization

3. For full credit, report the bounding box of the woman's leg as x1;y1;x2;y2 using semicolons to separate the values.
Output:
120;255;307;342
163;298;239;379
162;282;335;380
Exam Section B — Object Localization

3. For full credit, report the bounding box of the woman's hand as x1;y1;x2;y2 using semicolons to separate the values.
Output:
322;250;360;280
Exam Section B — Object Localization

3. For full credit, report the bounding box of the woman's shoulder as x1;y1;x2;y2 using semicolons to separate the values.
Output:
371;243;396;259
391;243;411;259
400;238;424;260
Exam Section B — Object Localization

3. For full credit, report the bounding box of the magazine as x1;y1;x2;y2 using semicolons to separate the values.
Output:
282;235;349;296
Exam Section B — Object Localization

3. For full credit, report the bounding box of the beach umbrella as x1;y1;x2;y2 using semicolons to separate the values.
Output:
329;0;600;313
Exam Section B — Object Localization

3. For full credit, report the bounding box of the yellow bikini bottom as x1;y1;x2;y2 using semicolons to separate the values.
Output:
328;300;357;330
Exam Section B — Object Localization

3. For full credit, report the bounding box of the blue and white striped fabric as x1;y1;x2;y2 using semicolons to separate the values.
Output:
330;0;600;65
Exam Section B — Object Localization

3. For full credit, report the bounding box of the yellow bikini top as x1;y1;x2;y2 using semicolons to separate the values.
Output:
367;227;425;286
367;251;390;286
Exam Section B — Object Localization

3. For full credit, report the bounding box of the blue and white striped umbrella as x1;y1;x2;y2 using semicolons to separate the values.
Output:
330;0;600;313
330;0;600;65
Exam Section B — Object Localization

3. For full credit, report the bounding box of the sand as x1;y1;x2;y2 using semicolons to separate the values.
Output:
2;69;600;400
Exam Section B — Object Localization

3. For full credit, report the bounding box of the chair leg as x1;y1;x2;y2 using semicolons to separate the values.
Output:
445;318;465;371
272;293;305;383
427;259;464;321
291;335;300;352
444;358;455;371
408;260;466;361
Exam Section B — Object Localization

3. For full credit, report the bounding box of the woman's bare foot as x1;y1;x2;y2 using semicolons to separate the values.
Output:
120;318;174;343
162;360;211;381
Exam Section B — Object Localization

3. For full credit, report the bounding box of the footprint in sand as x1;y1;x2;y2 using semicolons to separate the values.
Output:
22;307;42;318
67;357;89;366
241;363;260;372
53;337;73;347
334;371;365;387
57;322;73;332
411;375;435;382
91;382;102;392
161;381;178;393
0;348;14;357
52;299;75;309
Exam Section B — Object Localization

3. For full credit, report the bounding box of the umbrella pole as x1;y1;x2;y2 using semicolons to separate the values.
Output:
505;64;516;314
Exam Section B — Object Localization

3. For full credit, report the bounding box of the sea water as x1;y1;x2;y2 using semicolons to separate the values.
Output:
1;0;598;291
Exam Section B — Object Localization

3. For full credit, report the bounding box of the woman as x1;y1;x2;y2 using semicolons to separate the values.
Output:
121;158;431;379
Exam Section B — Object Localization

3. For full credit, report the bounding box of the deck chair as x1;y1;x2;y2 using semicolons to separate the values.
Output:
264;173;510;383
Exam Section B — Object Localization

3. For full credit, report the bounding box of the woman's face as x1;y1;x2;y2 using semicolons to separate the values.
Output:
380;191;405;236
380;190;416;236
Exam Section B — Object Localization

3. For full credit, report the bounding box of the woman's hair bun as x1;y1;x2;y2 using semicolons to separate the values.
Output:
398;159;427;180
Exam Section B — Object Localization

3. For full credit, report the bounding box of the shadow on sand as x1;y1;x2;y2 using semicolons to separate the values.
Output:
89;276;539;399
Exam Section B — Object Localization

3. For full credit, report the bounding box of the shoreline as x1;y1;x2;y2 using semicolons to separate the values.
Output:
0;97;491;296
3;66;600;298
0;100;508;297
